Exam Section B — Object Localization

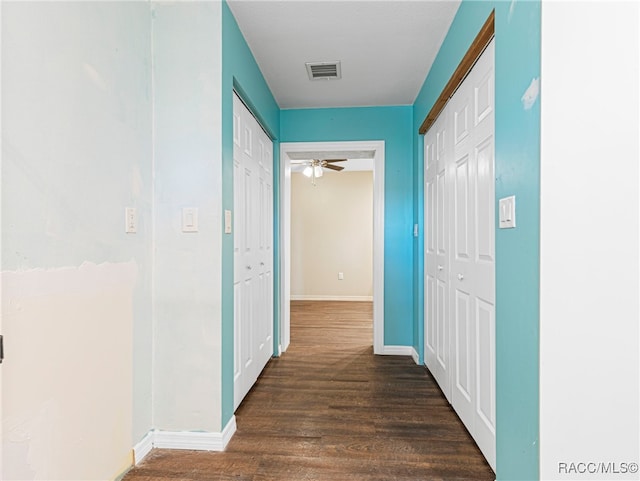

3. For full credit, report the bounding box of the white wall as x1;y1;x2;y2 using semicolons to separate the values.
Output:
2;2;152;478
291;171;373;300
540;2;639;479
151;2;223;433
2;1;227;477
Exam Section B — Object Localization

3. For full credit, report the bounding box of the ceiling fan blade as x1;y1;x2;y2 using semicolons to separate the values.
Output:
324;164;344;172
323;159;347;163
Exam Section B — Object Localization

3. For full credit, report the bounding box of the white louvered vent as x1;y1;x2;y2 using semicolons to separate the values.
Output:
305;61;342;80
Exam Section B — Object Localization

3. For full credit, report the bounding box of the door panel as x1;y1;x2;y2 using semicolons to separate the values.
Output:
475;68;493;125
453;286;474;428
454;103;469;144
454;155;471;262
436;170;446;256
436;279;447;369
474;295;496;462
475;137;494;264
476;297;495;429
426;274;436;355
233;282;241;382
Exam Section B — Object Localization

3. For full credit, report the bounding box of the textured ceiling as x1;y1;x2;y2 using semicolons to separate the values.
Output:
227;0;461;109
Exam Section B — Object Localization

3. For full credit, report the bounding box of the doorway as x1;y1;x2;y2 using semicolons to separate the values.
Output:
279;141;385;355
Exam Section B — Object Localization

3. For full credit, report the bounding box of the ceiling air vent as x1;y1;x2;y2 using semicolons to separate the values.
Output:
305;61;342;81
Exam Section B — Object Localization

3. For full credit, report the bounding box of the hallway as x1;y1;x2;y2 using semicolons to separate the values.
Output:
124;301;494;480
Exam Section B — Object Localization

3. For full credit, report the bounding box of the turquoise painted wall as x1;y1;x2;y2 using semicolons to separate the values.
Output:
280;106;414;347
221;1;281;427
413;1;541;479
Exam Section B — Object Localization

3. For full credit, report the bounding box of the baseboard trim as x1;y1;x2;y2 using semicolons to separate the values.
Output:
411;347;421;365
290;295;373;302
221;415;237;447
133;430;154;465
133;416;237;465
380;345;414;356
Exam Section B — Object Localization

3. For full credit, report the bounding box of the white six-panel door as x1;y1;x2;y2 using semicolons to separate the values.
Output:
424;40;495;470
233;93;273;410
424;111;452;402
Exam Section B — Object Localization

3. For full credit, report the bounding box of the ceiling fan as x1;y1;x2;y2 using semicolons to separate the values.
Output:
292;159;347;186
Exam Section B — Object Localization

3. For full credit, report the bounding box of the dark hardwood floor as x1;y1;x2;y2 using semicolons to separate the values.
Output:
123;301;494;481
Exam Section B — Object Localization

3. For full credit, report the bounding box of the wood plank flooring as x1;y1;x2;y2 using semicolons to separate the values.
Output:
123;301;494;481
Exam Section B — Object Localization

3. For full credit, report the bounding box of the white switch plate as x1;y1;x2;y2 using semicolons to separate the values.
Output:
499;196;516;229
125;207;137;233
224;210;232;234
338;272;344;280
182;207;198;232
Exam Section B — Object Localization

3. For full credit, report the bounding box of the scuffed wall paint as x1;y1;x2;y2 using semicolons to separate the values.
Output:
521;77;540;110
2;262;136;480
2;1;153;477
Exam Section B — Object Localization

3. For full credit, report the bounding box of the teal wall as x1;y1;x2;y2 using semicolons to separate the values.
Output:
280;106;414;346
413;1;541;479
224;2;541;477
221;1;280;427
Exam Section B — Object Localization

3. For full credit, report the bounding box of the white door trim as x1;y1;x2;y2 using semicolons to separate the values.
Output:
279;140;385;354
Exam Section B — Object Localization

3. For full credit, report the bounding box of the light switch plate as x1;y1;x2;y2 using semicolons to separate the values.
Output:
499;196;516;229
182;207;198;232
224;210;232;234
125;207;137;233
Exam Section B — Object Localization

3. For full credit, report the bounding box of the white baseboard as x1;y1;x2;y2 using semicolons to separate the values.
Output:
380;345;414;356
290;295;373;302
221;415;237;447
133;416;237;465
133;430;154;464
411;347;421;365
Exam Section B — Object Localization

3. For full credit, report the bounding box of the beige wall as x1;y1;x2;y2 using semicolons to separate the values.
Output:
3;263;135;480
291;171;373;300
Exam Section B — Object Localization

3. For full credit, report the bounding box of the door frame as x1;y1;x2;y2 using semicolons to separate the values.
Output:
279;140;385;354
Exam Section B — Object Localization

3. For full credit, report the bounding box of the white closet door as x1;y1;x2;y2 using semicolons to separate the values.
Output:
424;111;452;402
450;69;476;435
424;40;495;470
450;40;495;469
468;40;496;467
233;93;274;410
256;129;273;371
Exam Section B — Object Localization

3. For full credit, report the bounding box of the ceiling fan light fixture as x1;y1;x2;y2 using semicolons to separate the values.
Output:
303;166;313;177
314;165;323;178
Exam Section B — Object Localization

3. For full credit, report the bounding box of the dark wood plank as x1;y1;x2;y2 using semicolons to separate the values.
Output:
418;10;495;135
123;301;494;481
